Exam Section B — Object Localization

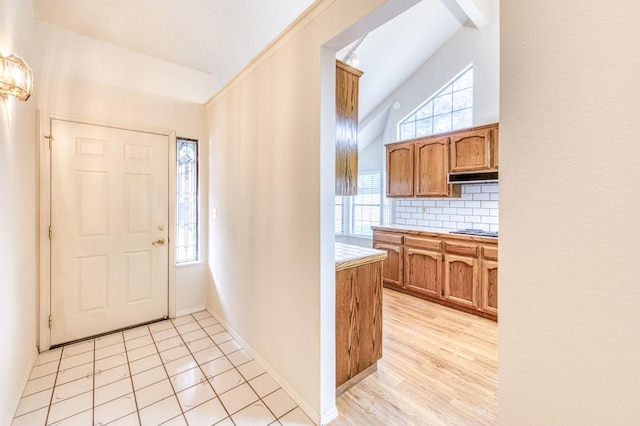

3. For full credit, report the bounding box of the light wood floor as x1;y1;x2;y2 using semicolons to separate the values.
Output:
333;288;498;425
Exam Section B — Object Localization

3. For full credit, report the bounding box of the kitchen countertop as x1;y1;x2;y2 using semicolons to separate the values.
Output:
335;242;387;272
371;224;498;244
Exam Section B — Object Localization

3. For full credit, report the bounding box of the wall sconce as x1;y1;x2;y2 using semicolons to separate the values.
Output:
0;52;33;101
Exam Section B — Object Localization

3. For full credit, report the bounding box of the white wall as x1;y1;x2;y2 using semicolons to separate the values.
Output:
500;1;640;424
205;0;418;422
359;134;383;172
37;23;210;316
0;0;38;423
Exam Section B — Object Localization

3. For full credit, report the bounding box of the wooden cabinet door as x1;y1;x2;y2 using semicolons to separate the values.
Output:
404;248;442;298
481;260;498;316
444;255;479;308
449;128;494;172
373;242;403;288
415;137;450;197
386;143;414;197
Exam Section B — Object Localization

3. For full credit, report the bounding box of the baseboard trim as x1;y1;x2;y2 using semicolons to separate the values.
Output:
175;305;207;318
320;406;339;425
206;306;323;425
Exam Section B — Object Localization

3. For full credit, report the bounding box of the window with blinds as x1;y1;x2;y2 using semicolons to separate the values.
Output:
350;173;381;236
335;172;387;237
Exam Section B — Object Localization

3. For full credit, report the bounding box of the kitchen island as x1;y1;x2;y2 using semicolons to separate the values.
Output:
335;242;387;395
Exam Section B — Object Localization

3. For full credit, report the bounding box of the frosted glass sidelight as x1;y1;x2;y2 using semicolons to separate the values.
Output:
176;139;199;263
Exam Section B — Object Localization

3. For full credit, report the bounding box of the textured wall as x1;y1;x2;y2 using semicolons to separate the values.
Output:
500;0;640;423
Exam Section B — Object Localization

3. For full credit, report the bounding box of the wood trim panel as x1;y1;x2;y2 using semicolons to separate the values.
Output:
445;241;479;257
482;246;498;261
405;236;442;251
372;231;403;245
336;261;383;389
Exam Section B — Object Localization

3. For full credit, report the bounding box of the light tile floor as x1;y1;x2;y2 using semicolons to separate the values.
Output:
12;311;314;426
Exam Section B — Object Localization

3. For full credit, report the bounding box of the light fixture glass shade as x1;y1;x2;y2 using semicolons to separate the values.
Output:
0;53;33;101
347;52;360;67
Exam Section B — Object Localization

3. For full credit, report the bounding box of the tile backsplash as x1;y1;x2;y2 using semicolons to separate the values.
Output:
393;183;498;232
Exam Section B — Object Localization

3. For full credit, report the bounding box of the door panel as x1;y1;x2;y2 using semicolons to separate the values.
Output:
50;119;169;345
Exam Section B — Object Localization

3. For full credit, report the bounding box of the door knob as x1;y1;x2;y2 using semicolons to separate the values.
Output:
152;238;166;245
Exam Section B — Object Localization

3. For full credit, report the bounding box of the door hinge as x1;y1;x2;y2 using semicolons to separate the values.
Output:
48;226;52;239
45;135;54;149
48;315;52;329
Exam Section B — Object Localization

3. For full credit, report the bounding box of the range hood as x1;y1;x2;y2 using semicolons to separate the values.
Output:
447;171;499;184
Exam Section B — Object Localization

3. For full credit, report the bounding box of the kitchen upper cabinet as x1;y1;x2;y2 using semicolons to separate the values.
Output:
372;232;404;289
386;136;459;198
449;124;499;173
386;142;414;197
414;138;460;197
335;60;363;196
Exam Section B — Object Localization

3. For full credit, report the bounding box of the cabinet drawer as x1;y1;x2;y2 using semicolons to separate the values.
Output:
445;241;479;257
482;246;498;261
405;236;442;251
373;231;403;245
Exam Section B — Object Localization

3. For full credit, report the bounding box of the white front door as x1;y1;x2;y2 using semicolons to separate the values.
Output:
50;119;169;345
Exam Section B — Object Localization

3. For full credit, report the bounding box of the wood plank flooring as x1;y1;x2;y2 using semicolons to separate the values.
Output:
333;288;498;425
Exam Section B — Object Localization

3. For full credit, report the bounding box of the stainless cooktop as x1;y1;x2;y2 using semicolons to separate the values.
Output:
449;229;498;238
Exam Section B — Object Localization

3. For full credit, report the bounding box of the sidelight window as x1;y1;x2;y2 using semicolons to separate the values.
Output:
176;138;199;263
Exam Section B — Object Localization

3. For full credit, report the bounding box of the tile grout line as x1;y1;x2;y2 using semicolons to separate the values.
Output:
149;318;190;424
184;314;283;423
43;349;62;425
172;314;232;422
119;330;144;426
92;338;96;426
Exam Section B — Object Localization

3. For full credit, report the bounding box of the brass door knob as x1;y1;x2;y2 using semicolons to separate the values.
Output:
152;238;166;245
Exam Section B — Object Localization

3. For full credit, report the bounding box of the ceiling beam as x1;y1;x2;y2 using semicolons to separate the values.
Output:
440;0;490;30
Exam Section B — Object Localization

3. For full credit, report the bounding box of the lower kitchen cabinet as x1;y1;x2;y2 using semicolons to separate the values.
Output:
443;254;479;309
480;245;499;316
481;260;498;315
372;226;497;320
372;231;404;289
404;248;442;299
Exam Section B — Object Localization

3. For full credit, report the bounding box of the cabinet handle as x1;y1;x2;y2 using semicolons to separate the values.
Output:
487;137;491;166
